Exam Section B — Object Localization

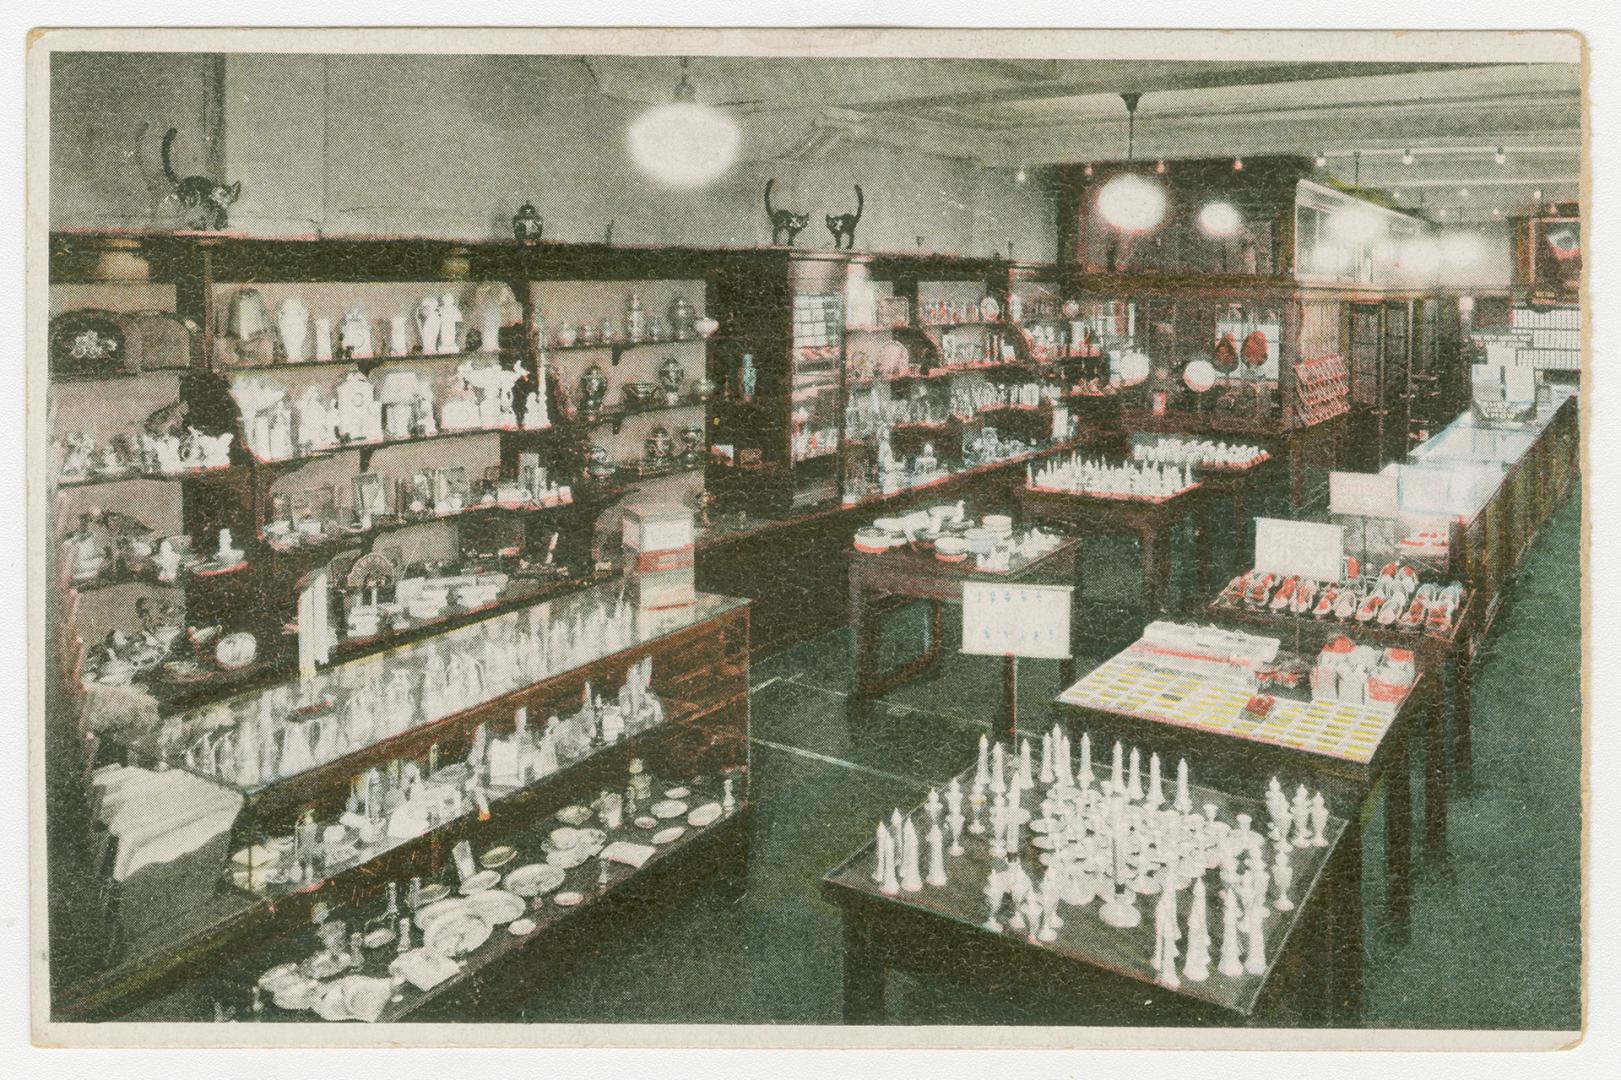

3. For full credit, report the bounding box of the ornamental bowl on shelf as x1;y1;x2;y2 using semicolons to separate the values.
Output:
623;382;660;410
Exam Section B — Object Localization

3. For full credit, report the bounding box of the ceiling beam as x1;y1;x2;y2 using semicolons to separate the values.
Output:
840;61;1480;115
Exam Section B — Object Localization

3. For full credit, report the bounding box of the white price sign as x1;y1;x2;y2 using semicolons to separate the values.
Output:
962;582;1073;660
1329;471;1399;518
1254;518;1346;582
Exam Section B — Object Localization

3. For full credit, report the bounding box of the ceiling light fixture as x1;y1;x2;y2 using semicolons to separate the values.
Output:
1494;146;1507;165
1016;166;1027;184
1459;187;1470;199
1401;148;1415;166
1096;92;1168;233
626;57;740;188
1491;207;1501;217
1197;201;1243;238
1314;150;1328;168
1533;188;1543;201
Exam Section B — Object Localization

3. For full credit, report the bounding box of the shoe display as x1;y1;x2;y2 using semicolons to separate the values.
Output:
1213;561;1470;638
1245;573;1277;608
1216;573;1250;607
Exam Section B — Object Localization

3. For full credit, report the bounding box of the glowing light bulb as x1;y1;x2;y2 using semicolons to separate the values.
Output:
1197;201;1243;238
1154;160;1167;175
626;101;740;188
1494;146;1507;165
1232;157;1244;171
1401;148;1415;166
1314;150;1328;168
1096;173;1167;233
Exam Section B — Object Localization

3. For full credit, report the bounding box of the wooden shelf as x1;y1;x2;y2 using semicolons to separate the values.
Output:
221;348;518;375
55;464;235;490
544;337;706;354
257;497;581;559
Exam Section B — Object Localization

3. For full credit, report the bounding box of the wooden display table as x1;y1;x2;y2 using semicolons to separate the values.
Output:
822;764;1355;1025
1207;589;1476;794
1017;484;1211;616
1056;633;1444;1013
846;537;1083;734
1119;410;1347;510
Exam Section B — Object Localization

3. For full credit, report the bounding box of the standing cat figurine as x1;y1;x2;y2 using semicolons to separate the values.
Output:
161;127;240;230
764;179;808;246
826;185;864;250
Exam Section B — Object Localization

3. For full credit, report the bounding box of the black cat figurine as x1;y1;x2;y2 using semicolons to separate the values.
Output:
764;179;809;246
161;127;240;230
826;185;864;250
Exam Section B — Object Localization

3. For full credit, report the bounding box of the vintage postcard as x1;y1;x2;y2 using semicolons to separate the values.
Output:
24;24;1587;1052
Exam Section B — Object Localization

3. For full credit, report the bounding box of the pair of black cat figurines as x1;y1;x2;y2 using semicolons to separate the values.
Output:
765;179;863;249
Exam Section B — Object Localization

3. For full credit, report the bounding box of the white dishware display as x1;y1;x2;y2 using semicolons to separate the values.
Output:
1027;453;1198;501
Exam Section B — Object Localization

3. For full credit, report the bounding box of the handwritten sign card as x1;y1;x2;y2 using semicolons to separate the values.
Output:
1253;518;1346;582
962;582;1073;660
1329;471;1399;518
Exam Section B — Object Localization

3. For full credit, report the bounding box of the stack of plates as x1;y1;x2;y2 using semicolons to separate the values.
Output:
504;862;566;898
423;911;492;957
464;889;525;926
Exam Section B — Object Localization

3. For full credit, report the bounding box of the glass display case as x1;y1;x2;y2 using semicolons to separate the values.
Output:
68;579;751;1019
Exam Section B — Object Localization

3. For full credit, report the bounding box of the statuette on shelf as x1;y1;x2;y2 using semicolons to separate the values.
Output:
436;293;463;354
276;297;310;363
339;303;373;360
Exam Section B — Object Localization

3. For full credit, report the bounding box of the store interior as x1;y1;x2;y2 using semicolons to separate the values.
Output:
42;51;1581;1030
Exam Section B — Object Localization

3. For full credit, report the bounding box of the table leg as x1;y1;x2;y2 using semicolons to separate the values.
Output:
1325;821;1365;1023
1060;547;1083;688
1453;643;1474;779
841;916;887;1024
1193;499;1212;597
1232;481;1249;553
849;581;878;702
1289;437;1305;509
1002;655;1019;741
1385;736;1412;926
1424;680;1448;851
924;600;946;678
1140;526;1170;615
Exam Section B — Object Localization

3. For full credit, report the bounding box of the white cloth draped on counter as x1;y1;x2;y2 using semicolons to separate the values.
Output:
91;764;243;881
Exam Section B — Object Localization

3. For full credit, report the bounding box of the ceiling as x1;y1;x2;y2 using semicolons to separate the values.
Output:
584;56;1582;223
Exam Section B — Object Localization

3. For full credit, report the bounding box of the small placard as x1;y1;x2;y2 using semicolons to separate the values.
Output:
1394;464;1457;516
1329;471;1398;518
962;582;1073;660
1253;518;1345;582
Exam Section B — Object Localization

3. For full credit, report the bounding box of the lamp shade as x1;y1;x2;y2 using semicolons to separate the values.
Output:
1197;201;1242;238
1096;173;1167;233
627;102;741;188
